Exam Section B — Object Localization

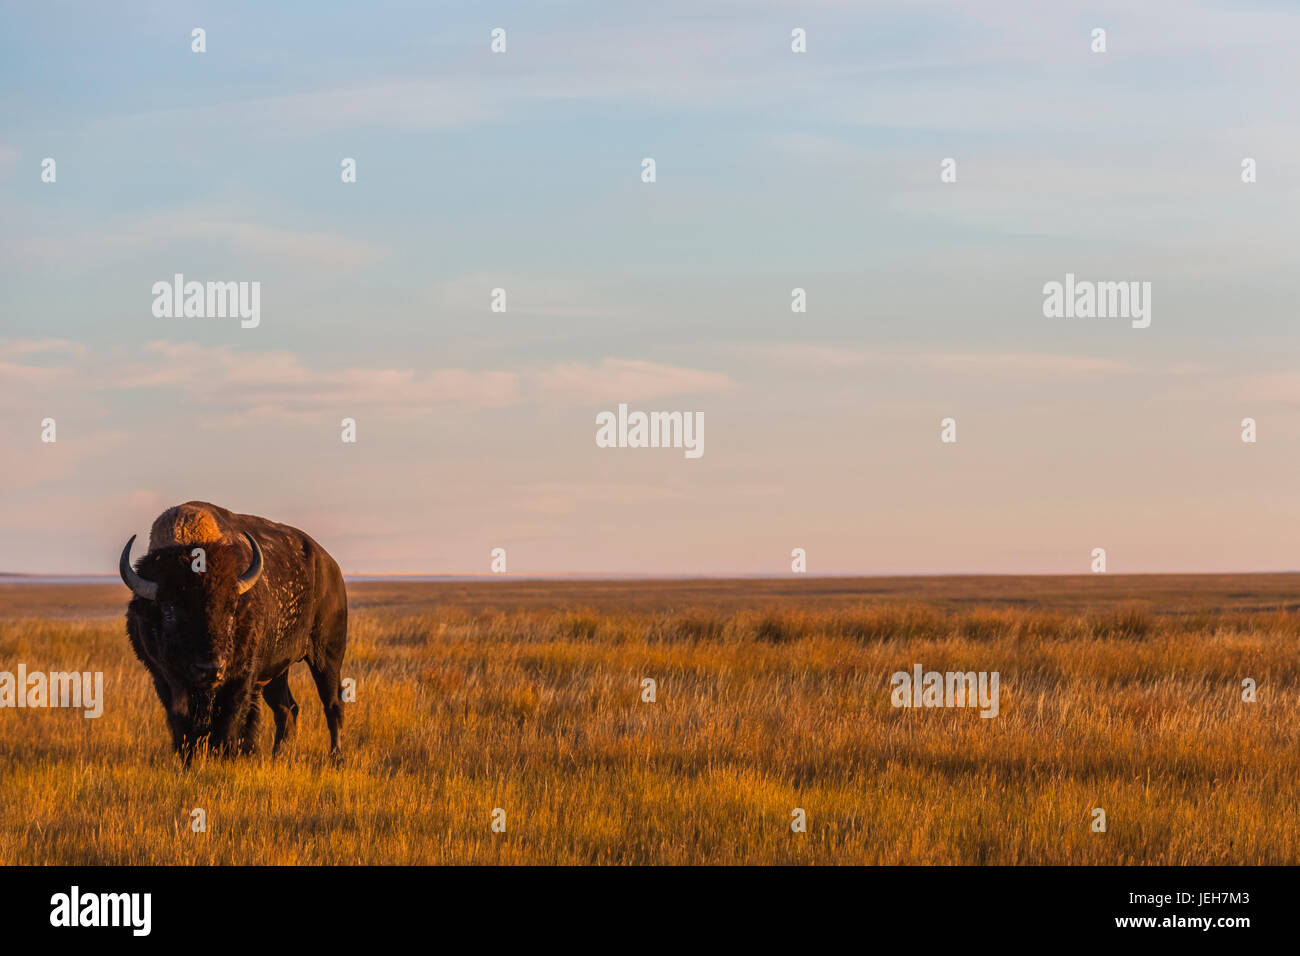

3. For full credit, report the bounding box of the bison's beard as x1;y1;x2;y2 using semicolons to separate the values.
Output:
175;680;255;763
187;687;218;732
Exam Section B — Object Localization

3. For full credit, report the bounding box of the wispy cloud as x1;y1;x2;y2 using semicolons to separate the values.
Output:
89;81;496;137
432;274;629;320
0;339;736;419
734;344;1139;378
1162;371;1300;407
2;206;383;269
532;358;735;403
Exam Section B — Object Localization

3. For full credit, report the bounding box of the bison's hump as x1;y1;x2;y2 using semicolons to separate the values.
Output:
149;502;227;550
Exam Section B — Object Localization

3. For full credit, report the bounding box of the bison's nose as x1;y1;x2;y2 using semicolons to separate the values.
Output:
190;661;222;684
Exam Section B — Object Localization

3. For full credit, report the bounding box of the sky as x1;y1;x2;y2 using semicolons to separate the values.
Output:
1;0;1297;575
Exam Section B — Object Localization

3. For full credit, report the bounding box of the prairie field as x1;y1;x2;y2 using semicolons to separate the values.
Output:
2;574;1299;865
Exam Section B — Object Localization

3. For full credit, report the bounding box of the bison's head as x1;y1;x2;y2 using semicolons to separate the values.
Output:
120;532;263;687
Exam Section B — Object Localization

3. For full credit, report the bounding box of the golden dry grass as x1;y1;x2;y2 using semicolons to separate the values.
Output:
2;576;1298;864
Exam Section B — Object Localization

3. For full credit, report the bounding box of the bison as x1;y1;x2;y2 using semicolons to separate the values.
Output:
119;501;347;765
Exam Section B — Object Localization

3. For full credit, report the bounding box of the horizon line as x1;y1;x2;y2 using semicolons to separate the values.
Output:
3;570;1300;583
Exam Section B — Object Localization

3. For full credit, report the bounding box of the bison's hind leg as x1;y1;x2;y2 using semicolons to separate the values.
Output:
263;671;299;756
307;658;344;761
308;605;347;760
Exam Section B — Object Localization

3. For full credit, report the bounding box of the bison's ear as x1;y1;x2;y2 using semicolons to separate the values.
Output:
236;532;263;595
120;535;159;601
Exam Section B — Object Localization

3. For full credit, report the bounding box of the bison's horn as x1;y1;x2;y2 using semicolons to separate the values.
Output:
236;532;263;595
119;535;159;601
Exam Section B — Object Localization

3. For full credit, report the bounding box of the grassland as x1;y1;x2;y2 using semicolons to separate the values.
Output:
2;575;1298;864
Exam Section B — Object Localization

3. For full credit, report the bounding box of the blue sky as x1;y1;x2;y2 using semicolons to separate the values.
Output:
1;0;1298;574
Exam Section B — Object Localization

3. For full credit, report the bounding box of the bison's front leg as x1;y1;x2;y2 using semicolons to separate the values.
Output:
167;712;202;767
140;670;191;766
206;682;257;756
152;679;203;767
262;671;299;755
